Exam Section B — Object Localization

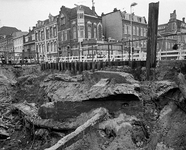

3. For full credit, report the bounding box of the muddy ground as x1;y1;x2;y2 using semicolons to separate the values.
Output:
0;61;186;150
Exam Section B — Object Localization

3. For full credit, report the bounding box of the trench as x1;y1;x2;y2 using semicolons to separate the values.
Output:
38;94;143;122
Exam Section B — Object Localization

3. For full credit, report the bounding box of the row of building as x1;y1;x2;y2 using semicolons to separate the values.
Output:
0;2;186;62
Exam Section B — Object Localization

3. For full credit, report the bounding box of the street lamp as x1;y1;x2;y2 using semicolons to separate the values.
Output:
130;2;137;61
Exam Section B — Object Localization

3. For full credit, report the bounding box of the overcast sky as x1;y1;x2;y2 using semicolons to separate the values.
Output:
0;0;186;31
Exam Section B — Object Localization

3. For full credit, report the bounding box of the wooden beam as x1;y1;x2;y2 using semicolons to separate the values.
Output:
146;2;159;80
45;108;108;150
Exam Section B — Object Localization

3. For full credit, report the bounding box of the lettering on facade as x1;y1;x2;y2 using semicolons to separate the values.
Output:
77;6;85;42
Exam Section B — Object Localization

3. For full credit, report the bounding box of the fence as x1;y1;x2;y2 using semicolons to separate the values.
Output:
0;51;39;65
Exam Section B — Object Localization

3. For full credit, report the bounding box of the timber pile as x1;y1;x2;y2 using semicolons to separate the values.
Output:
45;108;108;150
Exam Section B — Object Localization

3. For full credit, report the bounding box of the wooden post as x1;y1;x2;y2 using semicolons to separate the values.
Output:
108;44;110;65
92;61;95;72
146;2;159;80
128;39;131;62
58;62;60;71
60;62;63;71
74;61;77;74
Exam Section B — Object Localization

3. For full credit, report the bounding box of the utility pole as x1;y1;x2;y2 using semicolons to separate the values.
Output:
146;2;159;80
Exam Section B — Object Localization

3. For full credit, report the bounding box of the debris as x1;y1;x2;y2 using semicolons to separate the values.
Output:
0;128;9;139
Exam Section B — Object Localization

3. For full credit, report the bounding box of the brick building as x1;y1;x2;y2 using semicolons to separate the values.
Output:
23;27;36;60
12;31;28;53
157;10;186;52
57;4;103;57
102;9;147;51
35;13;58;62
0;26;20;53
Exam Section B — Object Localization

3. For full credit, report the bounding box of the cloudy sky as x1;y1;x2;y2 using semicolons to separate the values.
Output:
0;0;186;31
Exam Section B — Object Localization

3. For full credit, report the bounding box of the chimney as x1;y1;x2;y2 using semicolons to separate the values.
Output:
92;0;95;15
92;6;95;14
183;17;185;23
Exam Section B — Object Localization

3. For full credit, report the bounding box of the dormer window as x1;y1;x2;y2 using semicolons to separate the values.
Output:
61;14;65;25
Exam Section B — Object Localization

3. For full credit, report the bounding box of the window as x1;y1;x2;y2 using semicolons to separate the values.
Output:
50;27;53;38
54;42;57;52
124;25;127;34
39;45;41;53
32;34;35;40
144;41;146;48
137;27;139;36
168;42;170;49
141;41;143;47
73;26;77;39
133;26;135;35
38;31;41;41
63;30;67;41
64;30;67;41
141;28;143;36
49;43;51;52
128;25;131;35
144;28;147;37
53;27;57;37
47;43;49;52
25;36;28;42
61;31;63;41
40;44;43;54
41;31;44;40
51;42;54;52
88;25;92;39
61;14;65;25
79;26;84;38
78;13;84;19
94;27;97;38
42;44;45;53
46;29;49;39
97;24;102;39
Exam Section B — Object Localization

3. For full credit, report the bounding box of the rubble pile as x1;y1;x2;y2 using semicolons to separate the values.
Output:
0;63;186;150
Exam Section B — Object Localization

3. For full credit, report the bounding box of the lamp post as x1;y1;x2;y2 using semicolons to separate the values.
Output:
130;2;137;61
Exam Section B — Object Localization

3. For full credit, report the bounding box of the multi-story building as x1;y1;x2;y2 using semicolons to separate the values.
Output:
0;26;20;53
0;37;7;52
23;27;36;60
157;10;186;52
35;13;58;62
57;4;103;57
12;31;28;57
102;9;147;51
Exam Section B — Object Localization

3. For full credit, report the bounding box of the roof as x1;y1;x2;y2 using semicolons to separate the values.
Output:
0;26;20;36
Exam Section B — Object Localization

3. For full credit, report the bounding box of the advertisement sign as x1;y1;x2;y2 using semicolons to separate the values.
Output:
77;6;85;42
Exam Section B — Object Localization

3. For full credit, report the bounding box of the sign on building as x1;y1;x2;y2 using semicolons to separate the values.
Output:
77;6;85;42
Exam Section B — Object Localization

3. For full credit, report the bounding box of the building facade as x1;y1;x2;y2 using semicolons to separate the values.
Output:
13;32;28;53
57;4;103;57
102;9;147;50
157;10;186;54
35;13;58;62
23;28;36;60
0;26;20;53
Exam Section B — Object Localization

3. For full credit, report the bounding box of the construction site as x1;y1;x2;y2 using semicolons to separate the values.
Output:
1;2;186;150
